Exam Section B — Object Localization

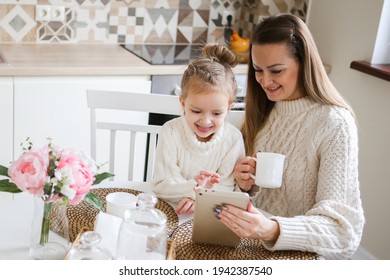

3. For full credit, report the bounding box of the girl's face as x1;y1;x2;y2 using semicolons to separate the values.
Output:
251;43;302;101
180;85;232;142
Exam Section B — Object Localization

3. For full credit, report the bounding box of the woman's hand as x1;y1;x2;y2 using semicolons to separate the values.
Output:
194;170;220;190
176;197;195;214
215;201;280;242
233;156;256;192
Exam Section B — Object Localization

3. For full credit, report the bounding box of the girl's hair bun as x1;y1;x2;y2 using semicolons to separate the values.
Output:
202;43;238;68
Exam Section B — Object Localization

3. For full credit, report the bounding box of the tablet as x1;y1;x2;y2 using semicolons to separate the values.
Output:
192;189;249;247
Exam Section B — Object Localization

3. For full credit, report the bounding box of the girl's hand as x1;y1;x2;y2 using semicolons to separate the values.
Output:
215;201;280;242
233;156;256;192
194;171;220;190
176;197;196;214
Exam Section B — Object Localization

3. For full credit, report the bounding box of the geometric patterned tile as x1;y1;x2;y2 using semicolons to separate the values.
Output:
146;0;179;9
36;7;74;42
143;8;178;43
2;1;37;3
238;0;309;39
194;9;209;28
187;0;211;10
108;6;145;44
207;0;242;44
289;0;309;21
42;0;75;5
258;0;283;16
177;9;208;44
258;0;309;17
121;0;146;7
73;4;110;43
0;0;309;44
177;0;211;46
41;0;69;4
191;27;208;43
75;0;110;7
36;0;50;3
0;5;36;42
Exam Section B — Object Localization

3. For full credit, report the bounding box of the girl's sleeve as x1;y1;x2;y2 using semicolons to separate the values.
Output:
215;126;245;191
151;125;197;203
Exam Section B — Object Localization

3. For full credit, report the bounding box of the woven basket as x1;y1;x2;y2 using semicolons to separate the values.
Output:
171;220;319;260
53;187;179;242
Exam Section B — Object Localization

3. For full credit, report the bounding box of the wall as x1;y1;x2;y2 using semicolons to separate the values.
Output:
0;0;241;44
307;0;390;259
239;0;308;38
0;0;308;44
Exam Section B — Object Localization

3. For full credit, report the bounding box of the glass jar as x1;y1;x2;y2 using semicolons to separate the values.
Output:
30;198;70;260
116;192;167;260
67;231;112;260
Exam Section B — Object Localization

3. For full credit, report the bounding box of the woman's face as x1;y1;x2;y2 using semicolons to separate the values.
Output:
180;84;231;142
251;43;302;101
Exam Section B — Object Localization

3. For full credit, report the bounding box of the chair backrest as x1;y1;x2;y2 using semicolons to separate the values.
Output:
227;108;245;129
87;89;244;182
87;89;182;182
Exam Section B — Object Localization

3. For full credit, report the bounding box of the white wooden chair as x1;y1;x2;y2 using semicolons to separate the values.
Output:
87;89;182;182
87;89;244;182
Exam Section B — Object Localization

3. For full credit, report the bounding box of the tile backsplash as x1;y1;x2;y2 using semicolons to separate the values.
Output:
0;0;309;44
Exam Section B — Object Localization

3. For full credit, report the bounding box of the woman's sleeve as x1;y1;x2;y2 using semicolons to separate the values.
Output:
264;111;365;259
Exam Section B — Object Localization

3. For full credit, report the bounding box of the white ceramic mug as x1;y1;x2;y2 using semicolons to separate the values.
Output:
106;192;137;218
250;152;286;188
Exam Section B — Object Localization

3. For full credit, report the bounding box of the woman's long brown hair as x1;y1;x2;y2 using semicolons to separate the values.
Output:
242;13;355;154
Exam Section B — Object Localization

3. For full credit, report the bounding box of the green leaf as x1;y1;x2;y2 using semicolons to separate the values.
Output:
0;165;9;177
93;172;115;185
0;179;22;193
84;192;104;212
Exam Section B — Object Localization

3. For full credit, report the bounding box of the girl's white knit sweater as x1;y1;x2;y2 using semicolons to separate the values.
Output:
152;116;245;204
252;97;365;259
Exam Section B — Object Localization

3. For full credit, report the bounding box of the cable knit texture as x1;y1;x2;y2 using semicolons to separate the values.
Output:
152;116;245;204
251;97;364;259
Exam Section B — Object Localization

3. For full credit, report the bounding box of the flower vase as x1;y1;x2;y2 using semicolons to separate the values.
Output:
30;197;70;260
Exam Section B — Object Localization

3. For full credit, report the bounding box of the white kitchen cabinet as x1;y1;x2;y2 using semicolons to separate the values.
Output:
13;76;151;182
0;77;13;203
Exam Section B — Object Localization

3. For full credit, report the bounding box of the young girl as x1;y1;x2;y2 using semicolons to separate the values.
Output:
151;43;245;215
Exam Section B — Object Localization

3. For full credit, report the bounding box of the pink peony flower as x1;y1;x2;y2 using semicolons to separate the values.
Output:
7;148;49;197
57;149;96;205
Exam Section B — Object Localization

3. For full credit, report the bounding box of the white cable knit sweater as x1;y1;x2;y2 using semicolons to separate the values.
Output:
251;97;364;259
152;116;245;204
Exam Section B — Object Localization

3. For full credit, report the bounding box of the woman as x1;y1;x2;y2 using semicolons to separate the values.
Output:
214;14;364;259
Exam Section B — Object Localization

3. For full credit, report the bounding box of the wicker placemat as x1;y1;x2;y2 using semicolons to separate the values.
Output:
54;188;179;242
171;220;319;260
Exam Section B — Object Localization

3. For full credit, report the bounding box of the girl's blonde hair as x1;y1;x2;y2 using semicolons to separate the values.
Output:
243;13;355;154
181;43;238;105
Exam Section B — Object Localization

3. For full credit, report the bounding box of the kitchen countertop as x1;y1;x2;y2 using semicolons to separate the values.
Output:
0;44;248;77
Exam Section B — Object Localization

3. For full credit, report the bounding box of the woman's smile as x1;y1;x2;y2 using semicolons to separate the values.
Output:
265;85;282;93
